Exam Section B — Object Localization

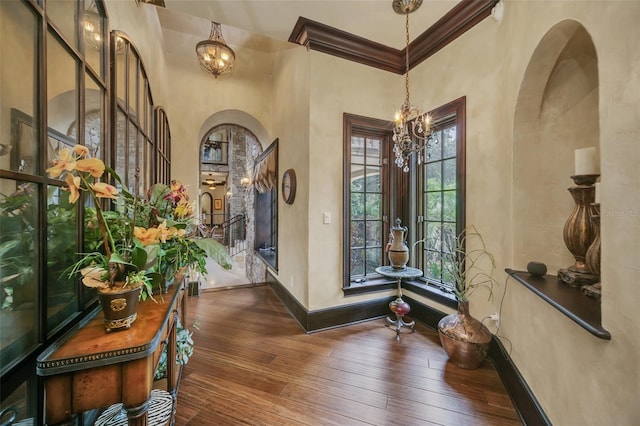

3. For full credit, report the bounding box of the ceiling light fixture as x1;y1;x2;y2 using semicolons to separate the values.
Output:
83;0;102;51
196;22;236;78
391;0;436;172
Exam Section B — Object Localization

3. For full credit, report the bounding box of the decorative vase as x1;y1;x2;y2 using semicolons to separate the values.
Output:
97;285;142;333
388;218;409;270
438;301;492;369
562;185;595;273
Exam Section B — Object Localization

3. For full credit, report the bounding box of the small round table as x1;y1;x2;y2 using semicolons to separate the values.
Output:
376;266;423;341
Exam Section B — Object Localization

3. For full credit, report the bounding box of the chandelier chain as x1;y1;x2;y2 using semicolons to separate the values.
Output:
404;12;410;106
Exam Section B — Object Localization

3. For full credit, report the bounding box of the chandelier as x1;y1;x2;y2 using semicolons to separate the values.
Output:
196;22;236;78
83;0;102;51
391;0;436;172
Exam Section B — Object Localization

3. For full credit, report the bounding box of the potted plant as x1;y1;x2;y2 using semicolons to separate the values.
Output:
436;225;499;369
48;144;230;332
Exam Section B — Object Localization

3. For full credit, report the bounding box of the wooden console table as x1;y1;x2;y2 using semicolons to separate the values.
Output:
37;281;186;425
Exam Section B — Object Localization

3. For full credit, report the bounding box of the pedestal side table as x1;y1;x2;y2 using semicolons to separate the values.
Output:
375;266;423;341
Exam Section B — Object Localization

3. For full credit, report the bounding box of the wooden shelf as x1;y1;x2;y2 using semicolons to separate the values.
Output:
506;269;611;340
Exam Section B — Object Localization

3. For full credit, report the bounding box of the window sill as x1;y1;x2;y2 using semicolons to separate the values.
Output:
506;269;611;340
343;277;396;296
402;280;458;309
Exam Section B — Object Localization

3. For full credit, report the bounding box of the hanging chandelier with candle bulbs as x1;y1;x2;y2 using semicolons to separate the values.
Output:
392;0;436;172
196;22;236;78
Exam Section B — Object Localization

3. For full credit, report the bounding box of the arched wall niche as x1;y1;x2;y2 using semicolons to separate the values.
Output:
513;20;600;274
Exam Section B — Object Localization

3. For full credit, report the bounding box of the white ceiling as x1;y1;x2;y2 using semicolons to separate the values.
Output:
160;0;460;51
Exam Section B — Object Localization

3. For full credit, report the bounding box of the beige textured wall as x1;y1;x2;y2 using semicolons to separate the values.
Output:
270;46;311;304
400;2;640;424
306;53;401;310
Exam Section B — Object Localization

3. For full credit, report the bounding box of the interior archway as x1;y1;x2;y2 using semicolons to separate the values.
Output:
513;20;600;274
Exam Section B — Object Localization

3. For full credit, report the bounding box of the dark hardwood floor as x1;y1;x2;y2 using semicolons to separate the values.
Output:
175;285;521;425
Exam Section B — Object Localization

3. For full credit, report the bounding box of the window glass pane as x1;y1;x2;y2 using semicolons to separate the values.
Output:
350;167;364;192
2;2;38;174
46;0;77;50
425;250;442;281
365;138;381;165
364;166;381;192
85;73;103;157
365;220;382;247
115;109;126;184
426;162;441;191
426;192;441;220
443;126;457;158
443;190;456;222
128;50;137;117
365;247;381;275
46;184;79;334
116;43;126;108
138;69;145;131
443;158;456;190
0;179;39;373
47;32;78;144
0;378;36;424
427;130;441;161
351;193;364;220
128;123;137;191
350;249;364;277
82;0;104;74
350;136;365;164
350;221;364;248
365;193;381;220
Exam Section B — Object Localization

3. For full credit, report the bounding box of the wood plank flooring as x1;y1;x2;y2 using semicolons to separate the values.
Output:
175;285;521;426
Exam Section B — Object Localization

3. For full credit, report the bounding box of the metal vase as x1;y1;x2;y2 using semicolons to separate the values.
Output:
97;285;142;333
438;301;491;369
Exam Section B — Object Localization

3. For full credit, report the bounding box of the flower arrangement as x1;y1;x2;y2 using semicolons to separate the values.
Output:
47;144;222;301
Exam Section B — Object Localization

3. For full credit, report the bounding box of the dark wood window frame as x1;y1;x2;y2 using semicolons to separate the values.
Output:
343;97;465;307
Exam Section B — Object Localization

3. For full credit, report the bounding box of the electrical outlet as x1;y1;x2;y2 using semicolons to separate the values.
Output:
490;312;500;327
323;212;331;224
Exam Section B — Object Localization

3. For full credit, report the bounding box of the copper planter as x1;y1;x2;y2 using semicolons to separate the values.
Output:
438;301;491;369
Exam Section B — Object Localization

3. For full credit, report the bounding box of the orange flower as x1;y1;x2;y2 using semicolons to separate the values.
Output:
46;148;76;177
157;221;171;243
65;174;82;203
73;144;89;157
134;226;160;246
90;182;119;199
76;158;105;178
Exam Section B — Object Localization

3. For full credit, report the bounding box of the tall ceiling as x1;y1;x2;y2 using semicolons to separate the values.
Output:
160;0;461;51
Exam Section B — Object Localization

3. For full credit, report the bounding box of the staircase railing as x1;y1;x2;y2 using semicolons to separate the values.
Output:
208;214;246;257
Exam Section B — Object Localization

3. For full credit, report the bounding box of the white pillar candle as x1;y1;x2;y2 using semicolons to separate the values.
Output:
574;147;599;175
594;182;600;204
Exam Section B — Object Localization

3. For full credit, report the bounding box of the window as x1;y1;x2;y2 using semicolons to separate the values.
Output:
343;98;465;299
343;114;393;290
0;2;166;423
415;97;466;294
154;107;171;184
111;31;154;194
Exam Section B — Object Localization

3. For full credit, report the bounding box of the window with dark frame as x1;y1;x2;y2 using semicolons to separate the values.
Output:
343;98;466;299
0;2;166;423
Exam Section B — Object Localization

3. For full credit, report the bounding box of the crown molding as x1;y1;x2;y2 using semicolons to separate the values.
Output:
288;0;499;74
288;17;403;74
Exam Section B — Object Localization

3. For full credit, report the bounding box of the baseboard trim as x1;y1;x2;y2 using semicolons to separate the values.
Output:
266;276;549;425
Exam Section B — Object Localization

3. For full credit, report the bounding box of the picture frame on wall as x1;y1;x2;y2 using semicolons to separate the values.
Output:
214;198;222;210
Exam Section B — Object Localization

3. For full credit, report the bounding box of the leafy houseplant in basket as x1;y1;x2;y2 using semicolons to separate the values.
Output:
437;225;499;369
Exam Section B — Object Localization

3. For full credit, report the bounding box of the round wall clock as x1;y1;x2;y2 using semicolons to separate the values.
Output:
282;168;297;205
